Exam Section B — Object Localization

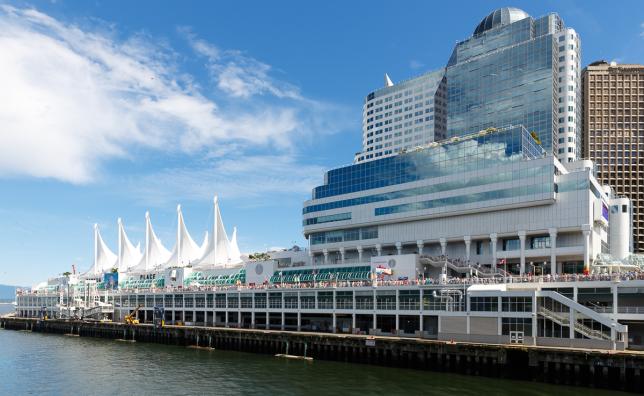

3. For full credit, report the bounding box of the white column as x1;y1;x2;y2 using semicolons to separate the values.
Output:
549;228;558;276
375;243;382;257
582;225;591;273
323;249;329;265
464;236;471;262
357;245;363;263
439;238;447;255
339;247;345;264
490;233;498;269
395;242;402;256
518;231;526;275
416;240;424;256
612;284;618;320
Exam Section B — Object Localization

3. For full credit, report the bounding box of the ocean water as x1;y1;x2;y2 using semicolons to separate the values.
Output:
0;305;625;396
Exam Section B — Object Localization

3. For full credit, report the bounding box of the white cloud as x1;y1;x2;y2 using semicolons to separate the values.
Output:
184;30;301;100
0;6;348;184
123;155;326;207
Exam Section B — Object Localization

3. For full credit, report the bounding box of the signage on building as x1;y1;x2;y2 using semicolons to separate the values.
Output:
103;272;118;290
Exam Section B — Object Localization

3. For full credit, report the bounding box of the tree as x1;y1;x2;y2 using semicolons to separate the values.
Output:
62;271;71;277
249;252;271;261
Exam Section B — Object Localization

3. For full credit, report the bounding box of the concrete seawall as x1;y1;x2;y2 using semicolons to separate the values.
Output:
2;316;643;392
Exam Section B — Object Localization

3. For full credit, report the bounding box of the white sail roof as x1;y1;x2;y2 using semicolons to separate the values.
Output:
194;196;242;269
230;226;242;260
163;205;209;268
82;224;117;278
117;218;143;273
128;212;172;274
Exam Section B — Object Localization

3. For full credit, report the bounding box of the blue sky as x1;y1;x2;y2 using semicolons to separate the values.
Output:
1;0;643;286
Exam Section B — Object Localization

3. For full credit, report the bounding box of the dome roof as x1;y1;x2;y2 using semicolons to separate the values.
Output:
474;7;530;35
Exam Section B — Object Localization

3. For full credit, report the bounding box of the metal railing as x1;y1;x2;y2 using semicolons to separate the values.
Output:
538;306;611;341
335;301;353;309
399;301;421;310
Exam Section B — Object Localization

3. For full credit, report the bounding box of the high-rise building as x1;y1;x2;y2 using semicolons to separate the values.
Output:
446;8;581;162
355;70;447;163
583;61;644;251
356;8;582;164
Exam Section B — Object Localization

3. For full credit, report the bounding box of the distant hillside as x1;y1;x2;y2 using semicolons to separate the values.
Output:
0;285;21;301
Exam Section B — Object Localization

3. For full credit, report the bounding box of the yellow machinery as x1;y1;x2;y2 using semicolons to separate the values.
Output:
124;304;142;325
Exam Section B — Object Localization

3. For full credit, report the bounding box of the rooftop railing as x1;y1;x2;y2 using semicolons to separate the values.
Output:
18;272;644;296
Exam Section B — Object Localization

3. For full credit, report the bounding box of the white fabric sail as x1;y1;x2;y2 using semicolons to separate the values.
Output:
117;218;143;273
194;196;242;269
163;205;208;268
82;224;117;277
128;212;172;273
230;227;242;260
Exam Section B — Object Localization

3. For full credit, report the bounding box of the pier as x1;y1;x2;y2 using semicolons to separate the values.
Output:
2;316;643;392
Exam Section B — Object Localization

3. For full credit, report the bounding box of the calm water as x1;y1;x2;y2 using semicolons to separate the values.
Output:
0;305;625;396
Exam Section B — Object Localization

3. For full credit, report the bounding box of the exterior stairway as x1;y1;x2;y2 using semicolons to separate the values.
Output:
419;255;508;278
538;305;611;341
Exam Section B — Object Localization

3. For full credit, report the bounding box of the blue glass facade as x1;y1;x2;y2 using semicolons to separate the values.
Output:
311;126;542;200
374;182;553;216
304;164;552;215
446;14;562;154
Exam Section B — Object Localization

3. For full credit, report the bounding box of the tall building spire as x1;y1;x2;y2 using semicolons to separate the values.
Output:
384;73;394;87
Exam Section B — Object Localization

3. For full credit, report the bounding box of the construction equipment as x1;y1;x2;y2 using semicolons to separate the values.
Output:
124;304;143;325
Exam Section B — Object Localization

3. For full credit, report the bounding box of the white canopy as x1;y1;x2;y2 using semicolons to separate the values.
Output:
163;205;209;268
230;226;242;260
127;212;172;274
83;196;240;277
117;218;143;273
193;196;242;269
82;224;117;278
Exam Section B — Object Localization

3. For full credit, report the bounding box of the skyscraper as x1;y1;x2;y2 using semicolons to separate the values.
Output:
446;8;581;162
356;8;582;164
583;61;644;251
355;69;447;163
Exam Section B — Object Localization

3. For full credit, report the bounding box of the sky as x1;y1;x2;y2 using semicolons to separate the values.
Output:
0;0;643;286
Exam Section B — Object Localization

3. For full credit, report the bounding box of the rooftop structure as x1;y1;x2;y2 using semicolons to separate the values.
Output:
473;7;530;35
82;196;243;282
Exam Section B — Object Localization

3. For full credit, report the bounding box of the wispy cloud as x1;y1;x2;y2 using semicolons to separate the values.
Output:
183;28;301;100
0;6;350;186
123;155;326;208
640;22;644;38
409;59;424;70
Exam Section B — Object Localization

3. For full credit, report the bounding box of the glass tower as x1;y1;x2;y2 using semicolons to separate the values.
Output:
445;8;580;161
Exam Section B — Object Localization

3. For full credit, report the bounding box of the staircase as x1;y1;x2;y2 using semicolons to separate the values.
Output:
420;255;506;278
81;303;114;320
538;305;611;341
